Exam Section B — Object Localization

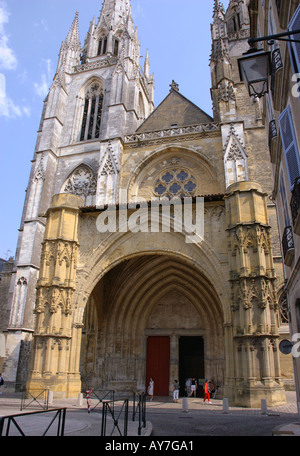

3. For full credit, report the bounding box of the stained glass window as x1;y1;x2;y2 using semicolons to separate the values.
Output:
154;168;197;199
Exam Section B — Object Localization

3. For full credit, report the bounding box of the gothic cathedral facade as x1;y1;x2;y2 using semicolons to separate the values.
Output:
2;0;290;406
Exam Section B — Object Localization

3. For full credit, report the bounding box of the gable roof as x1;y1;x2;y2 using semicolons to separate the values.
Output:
136;88;213;133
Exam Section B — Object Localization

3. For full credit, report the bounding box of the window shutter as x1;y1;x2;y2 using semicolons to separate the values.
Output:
288;4;300;74
278;106;300;189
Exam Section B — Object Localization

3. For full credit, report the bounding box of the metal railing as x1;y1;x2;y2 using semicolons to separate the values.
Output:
20;389;49;411
291;176;300;228
101;398;129;436
132;392;146;436
0;408;67;436
100;391;147;436
85;389;115;413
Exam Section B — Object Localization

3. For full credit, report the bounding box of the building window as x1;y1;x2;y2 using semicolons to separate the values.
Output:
288;5;300;75
113;38;119;56
228;13;241;34
80;83;104;141
98;37;107;56
279;169;291;227
278;291;289;325
154;168;197;199
278;106;300;190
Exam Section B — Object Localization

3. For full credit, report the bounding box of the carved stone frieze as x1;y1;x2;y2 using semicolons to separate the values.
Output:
125;123;220;144
74;56;118;73
218;80;236;102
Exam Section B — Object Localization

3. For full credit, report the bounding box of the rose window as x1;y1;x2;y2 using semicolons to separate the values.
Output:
154;168;197;198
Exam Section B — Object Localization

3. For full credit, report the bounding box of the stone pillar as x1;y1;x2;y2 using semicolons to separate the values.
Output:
170;334;179;393
26;194;83;398
224;182;286;407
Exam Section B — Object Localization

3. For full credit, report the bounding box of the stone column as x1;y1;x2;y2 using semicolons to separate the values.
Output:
225;182;286;407
169;334;179;394
26;194;83;398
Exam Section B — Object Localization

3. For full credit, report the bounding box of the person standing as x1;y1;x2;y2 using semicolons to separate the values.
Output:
190;378;197;397
185;378;191;397
203;379;212;404
148;377;154;401
173;379;179;402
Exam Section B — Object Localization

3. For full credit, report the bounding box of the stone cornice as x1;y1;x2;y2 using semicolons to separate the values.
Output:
124;123;220;148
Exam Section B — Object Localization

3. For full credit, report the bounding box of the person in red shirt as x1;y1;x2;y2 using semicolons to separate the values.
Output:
203;379;212;404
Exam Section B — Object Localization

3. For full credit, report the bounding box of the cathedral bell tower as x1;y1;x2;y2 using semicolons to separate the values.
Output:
3;0;154;390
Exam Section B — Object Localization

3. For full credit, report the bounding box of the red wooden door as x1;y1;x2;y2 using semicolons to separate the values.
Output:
146;336;170;396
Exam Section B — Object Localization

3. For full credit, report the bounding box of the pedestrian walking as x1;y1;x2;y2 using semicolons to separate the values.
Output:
190;377;197;397
148;377;154;401
203;379;212;404
173;379;179;402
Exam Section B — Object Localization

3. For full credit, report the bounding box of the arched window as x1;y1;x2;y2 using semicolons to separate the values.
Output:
98;36;107;56
227;13;242;34
138;93;145;119
113;38;119;56
80;82;104;141
278;290;289;325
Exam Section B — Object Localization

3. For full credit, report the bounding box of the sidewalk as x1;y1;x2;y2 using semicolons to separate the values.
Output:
0;390;299;436
0;392;152;436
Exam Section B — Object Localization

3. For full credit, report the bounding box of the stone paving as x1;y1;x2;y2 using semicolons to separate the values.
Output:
0;390;299;437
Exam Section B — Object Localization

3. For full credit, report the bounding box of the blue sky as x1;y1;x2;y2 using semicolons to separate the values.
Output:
0;0;229;260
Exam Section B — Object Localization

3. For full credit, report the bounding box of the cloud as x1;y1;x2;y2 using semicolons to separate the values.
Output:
0;72;30;119
0;1;17;70
33;58;53;98
0;2;30;119
0;88;30;118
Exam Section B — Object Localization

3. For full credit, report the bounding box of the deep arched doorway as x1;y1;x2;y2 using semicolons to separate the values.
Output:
79;254;225;395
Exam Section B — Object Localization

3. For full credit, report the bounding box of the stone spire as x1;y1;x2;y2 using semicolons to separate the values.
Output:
56;12;81;82
65;11;80;50
211;0;227;41
213;0;226;19
144;49;150;78
97;0;134;35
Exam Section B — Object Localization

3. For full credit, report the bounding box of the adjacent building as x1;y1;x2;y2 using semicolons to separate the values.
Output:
248;0;300;412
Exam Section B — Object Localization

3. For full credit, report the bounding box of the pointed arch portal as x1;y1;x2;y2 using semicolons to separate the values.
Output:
79;254;225;395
